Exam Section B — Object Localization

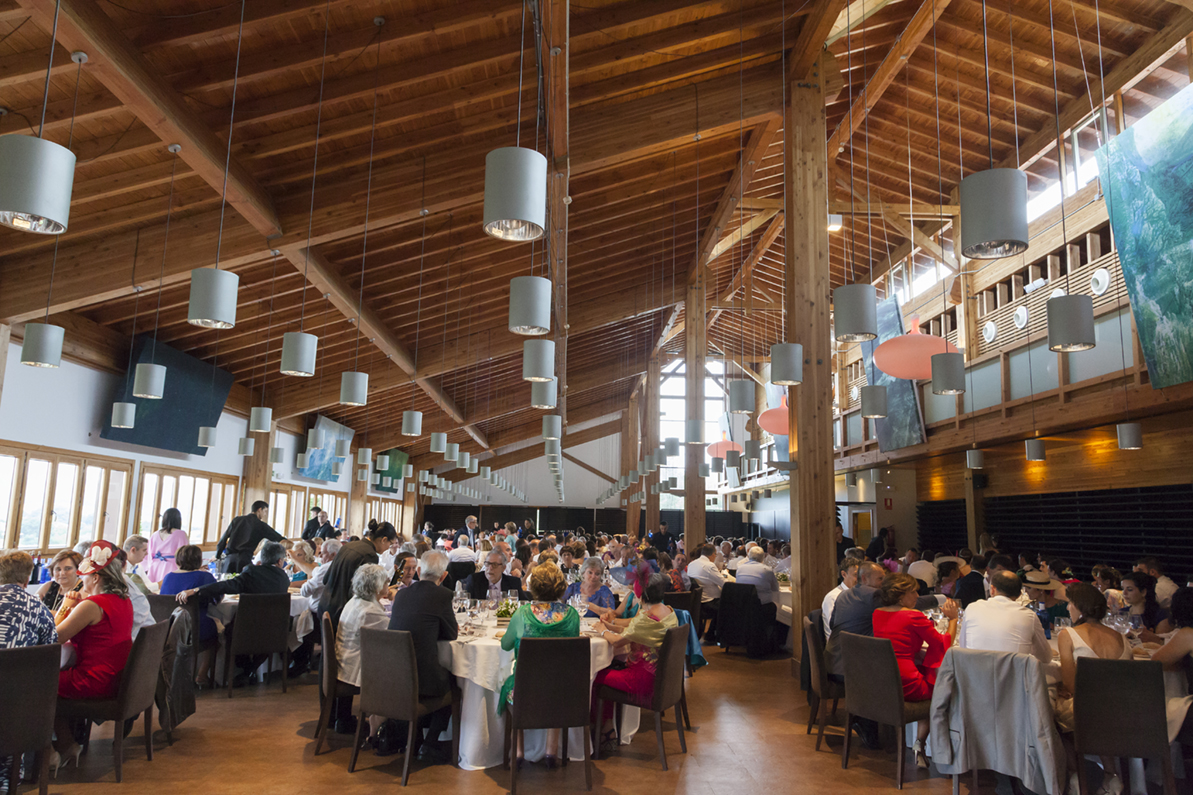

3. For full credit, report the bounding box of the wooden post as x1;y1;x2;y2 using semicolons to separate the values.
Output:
0;325;10;410
349;461;369;537
964;469;983;552
685;279;707;552
240;420;276;520
645;354;661;535
622;392;640;539
786;55;837;629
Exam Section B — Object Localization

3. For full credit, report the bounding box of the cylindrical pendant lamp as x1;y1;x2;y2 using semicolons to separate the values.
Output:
480;466;491;478
483;147;547;241
1025;438;1046;461
743;439;761;460
728;379;755;414
270;446;285;464
187;268;239;329
249;406;272;433
376;454;390;470
334;439;351;458
646;451;658;472
382;475;392;487
280;331;317;376
685;419;703;445
833;284;878;342
629;471;639;483
770;342;804;385
340;371;368;405
1046;295;1096;352
296;452;310;468
357;447;372;465
307;428;322;450
445;443;459;462
429;432;447;453
356;468;369;482
1117;422;1143;450
460;451;471;469
401;410;422;436
403;463;413;478
664;437;680;457
725;450;741;469
860;385;888;419
331;461;344;477
966;449;985;469
0;134;76;234
543;414;562;440
133;363;167;399
198;426;217;448
668;476;678;489
407;483;416;493
698;463;710;478
871;468;883;484
111;402;136;429
522;339;555;382
544;438;561;457
931;352;966;395
711;456;724;473
20;322;64;368
508;275;551;335
237;437;255;457
959;169;1028;259
530;378;557;409
467;459;478;474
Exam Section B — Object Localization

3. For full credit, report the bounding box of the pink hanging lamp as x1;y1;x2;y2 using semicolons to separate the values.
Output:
758;394;790;436
873;315;960;381
706;431;743;459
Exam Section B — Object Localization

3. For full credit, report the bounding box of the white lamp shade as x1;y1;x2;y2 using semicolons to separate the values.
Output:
646;451;658;472
530;378;557;409
483;146;547;241
0;134;76;234
725;450;741;469
280;331;317;376
20;322;64;368
479;466;491;478
334;439;351;458
770;342;803;385
1046;295;1096;352
445;443;459;462
198;426;217;448
371;473;380;485
522;339;555;382
467;459;478;474
340;371;368;405
382;475;392;487
959;168;1028;259
357;447;373;465
1117;422;1143;450
249;406;272;433
111;401;136;428
419;470;428;482
404;464;413;478
429;432;447;453
833;283;878;342
711;456;724;473
237;437;255;456
668;476;678;488
376;454;390;470
932;352;966;395
331;461;344;477
860;384;888;418
270;446;285;464
296;452;310;468
545;438;561;456
187;268;239;329
407;483;416;492
1025;438;1046;461
357;468;369;482
460;451;471;469
698;463;710;478
307;428;322;450
543;414;562;440
728;379;755;413
743;439;761;460
871;468;883;484
966;449;985;469
685;419;703;444
508;275;552;335
132;363;167;399
401;410;422;436
664;437;680;457
629;471;639;483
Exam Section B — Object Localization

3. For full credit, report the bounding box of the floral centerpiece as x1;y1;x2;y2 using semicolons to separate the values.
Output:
776;571;790;584
495;597;519;626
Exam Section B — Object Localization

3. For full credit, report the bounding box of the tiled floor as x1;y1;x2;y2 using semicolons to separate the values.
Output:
35;645;963;794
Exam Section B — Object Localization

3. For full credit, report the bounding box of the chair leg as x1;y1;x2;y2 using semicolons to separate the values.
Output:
347;710;366;773
509;729;519;795
807;692;820;735
401;719;416;786
592;699;604;761
282;646;289;693
896;730;905;790
674;704;687;754
113;719;124;783
953;774;960;795
1075;751;1089;795
503;713;512;770
562;726;569;766
225;639;234;699
816;696;831;752
831;698;839;719
583;724;593;791
654;711;668;772
144;703;154;761
841;711;853;769
38;746;50;795
680;687;691;730
1162;753;1178;795
314;688;333;755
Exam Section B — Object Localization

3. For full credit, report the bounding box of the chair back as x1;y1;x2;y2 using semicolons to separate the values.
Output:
803;615;830;699
146;593;178;624
689;581;703;629
1074;657;1168;758
117;619;171;721
840;632;906;726
445;561;475;591
359;628;419;721
717;582;761;647
510;637;591;730
650;624;690;713
320;611;338;696
0;644;60;755
228;593;290;656
662;590;694;615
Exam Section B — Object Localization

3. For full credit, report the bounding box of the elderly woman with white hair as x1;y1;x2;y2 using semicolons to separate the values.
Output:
336;563;391;690
562;556;615;617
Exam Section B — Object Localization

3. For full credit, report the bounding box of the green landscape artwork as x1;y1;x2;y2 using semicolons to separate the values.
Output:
1095;82;1193;389
374;448;410;494
860;297;925;452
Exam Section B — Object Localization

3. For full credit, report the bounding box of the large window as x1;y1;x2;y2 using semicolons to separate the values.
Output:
135;465;238;545
659;359;727;466
367;497;403;530
305;488;348;533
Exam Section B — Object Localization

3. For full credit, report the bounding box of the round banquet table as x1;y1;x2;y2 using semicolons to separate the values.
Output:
438;616;640;770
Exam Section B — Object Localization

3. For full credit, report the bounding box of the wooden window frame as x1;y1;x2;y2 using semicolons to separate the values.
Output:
135;463;239;549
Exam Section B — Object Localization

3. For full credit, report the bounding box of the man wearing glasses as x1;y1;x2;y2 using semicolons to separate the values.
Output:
462;550;524;601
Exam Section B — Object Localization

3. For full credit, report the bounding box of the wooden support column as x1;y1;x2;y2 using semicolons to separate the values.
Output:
622;392;640;539
645;354;661;535
349;463;369;537
785;56;837;630
241;421;276;519
685;279;707;551
964;470;984;553
0;325;9;410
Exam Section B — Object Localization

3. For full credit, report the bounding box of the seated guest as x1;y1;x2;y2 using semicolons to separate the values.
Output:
175;541;290;606
1120;571;1171;638
938;559;986;609
449;536;476;564
462;550;522;601
592;572;678;754
1;550;58;648
986;554;1029;604
1017;552;1038;577
388;552;418;596
322;522;399;626
1023;571;1070;623
387;551;458;764
287;540;315;582
1092;565;1124;612
865;527;890;562
160;544;217;684
906;549;937;590
686;543;724;642
672;554;692;590
122;535;153;595
299;538;340;616
563;556;615;617
1134;556;1179;609
335;564;390;743
1043;556;1078;586
959;571;1051;664
715;540;732;570
873;572;958;769
54;541;135;768
823;559;860;641
559;544;580;575
658;552;684;592
1149;588;1193;738
37;549;83;617
735;546;781;606
774;544;792;573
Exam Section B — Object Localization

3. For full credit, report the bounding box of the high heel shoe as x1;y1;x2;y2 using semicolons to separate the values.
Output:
543;754;559;770
50;743;82;778
912;740;930;770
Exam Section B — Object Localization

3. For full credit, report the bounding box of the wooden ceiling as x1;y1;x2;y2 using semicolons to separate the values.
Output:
1;0;1190;468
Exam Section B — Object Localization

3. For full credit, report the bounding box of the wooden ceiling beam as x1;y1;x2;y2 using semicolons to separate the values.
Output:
441;419;622;484
789;0;849;80
544;0;570;425
826;0;900;47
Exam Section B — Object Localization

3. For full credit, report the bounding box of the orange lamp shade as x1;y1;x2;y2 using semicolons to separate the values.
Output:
873;317;959;381
758;394;790;436
706;432;743;459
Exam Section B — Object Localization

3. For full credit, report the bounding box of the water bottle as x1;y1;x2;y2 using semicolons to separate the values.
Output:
1035;605;1052;639
40;558;51;583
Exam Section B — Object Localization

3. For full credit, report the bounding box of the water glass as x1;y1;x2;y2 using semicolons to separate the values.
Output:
1129;614;1143;631
1053;617;1072;631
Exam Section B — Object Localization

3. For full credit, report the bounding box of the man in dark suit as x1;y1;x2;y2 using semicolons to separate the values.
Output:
649;521;673;554
216;501;283;573
458;515;478;547
387;550;458;762
314;510;339;540
462;550;524;600
301;506;322;542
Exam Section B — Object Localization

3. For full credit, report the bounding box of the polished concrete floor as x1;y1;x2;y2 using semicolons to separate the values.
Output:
35;644;966;795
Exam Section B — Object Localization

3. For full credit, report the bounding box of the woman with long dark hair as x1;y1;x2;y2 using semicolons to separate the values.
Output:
146;507;188;583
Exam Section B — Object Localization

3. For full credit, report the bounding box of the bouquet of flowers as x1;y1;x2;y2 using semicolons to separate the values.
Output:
776;571;790;584
495;598;519;625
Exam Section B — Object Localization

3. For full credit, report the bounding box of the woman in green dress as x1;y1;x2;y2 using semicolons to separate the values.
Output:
499;560;580;767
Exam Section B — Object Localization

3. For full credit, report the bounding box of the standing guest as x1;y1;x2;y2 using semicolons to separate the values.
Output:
523;519;536;537
0;550;58;649
462;550;522;601
958;571;1051;664
301;506;323;542
160;544;217;684
387;551;458;764
376;526;402;577
216;500;282;573
649;521;672;554
1093;565;1124;612
865;527;890;562
459;515;479;546
834;520;851;564
1120;571;1171;637
873;572;958;769
122;535;153;595
146;507;188;582
823;559;860;641
1135;557;1179;609
37;549;83;615
1023;571;1070;623
686;543;725;642
315;510;339;540
563;557;616;617
322;522;398;626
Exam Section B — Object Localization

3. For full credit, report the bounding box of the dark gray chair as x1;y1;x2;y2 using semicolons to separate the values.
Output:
503;637;592;794
57;620;170;783
840;632;931;789
1073;657;1176;795
802;614;845;751
222;593;290;698
0;644;59;795
145;593;177;624
313;612;358;755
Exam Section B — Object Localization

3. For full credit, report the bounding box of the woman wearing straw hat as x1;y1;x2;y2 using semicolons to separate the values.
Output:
1023;570;1069;624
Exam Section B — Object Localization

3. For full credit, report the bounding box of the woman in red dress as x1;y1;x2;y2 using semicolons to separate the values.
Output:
52;540;135;772
872;572;959;769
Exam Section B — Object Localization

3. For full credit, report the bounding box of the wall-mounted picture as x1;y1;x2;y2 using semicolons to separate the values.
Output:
374;448;410;494
1096;82;1193;389
298;415;354;482
860;297;926;452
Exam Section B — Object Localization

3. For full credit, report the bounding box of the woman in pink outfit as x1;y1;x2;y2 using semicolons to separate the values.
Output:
146;507;189;582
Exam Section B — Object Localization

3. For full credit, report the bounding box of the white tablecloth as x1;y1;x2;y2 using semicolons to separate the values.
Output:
437;617;640;770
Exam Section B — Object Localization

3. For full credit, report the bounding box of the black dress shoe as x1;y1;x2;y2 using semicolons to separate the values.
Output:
851;720;882;750
417;743;448;765
334;717;359;735
374;735;406;757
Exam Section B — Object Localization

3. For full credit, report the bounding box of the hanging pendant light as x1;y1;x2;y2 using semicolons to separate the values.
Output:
483;147;547;241
0;134;75;235
668;476;678;489
728;380;755;414
111;402;136;429
429;432;447;453
445;443;459;462
371;472;380;485
357;468;369;482
20;323;65;368
543;414;562;440
664;437;680;457
646;452;658;472
198;426;217;448
871;468;883;484
460;451;471;469
403;464;413;479
770;342;803;385
959;169;1028;259
698;463;710;478
270;446;285;464
1046;295;1096;352
743;440;761;461
408;483;416;493
685;419;703;445
331;461;344;477
296;452;310;468
382;475;393;487
530;378;557;409
725;450;741;470
334;438;351;458
629;471;639;483
1025;438;1046;461
966;449;985;469
467;459;479;474
860;385;888;419
249;406;272;433
280;331;317;376
711;457;724;473
340;371;368;406
307;428;323;450
237;437;255;456
1117;422;1142;450
522;339;555;382
833;284;878;342
508;275;552;335
931;352;966;395
356;447;373;466
376;454;390;470
401;410;422;436
187;267;240;330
